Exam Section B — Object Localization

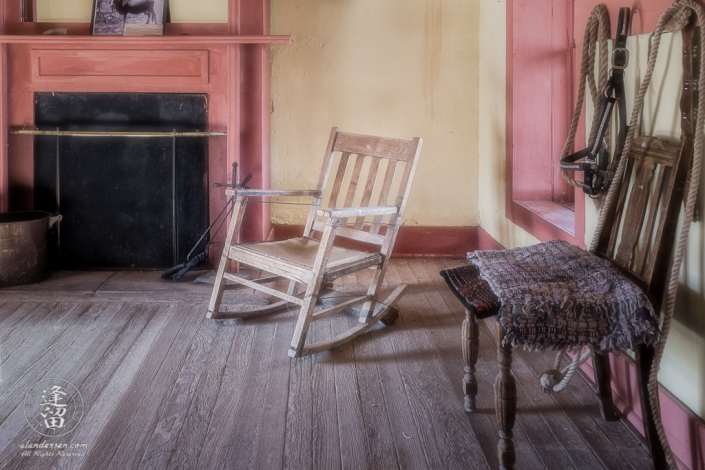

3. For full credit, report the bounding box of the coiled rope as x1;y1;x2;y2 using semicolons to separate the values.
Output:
539;346;591;393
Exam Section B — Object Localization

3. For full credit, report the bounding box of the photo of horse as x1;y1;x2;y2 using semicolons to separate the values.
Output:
91;0;167;36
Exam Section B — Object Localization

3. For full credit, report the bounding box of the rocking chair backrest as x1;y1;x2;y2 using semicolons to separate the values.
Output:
592;26;696;312
303;127;423;254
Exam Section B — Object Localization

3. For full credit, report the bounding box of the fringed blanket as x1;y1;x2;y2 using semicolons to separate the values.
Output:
468;239;660;352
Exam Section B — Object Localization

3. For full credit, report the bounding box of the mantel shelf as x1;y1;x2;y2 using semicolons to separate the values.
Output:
0;34;293;45
10;129;227;137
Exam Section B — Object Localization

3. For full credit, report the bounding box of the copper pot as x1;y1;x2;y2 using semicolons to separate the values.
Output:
0;211;62;287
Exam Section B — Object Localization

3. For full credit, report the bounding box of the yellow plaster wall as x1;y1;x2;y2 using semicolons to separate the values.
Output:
477;0;539;248
269;0;480;226
36;0;227;23
37;0;480;227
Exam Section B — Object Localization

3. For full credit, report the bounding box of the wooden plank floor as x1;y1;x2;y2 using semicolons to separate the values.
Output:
0;259;652;470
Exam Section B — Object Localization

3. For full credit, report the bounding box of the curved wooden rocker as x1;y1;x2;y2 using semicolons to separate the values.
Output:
208;127;423;357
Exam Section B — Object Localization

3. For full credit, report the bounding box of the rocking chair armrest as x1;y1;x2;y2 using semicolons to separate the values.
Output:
225;189;322;197
317;206;399;219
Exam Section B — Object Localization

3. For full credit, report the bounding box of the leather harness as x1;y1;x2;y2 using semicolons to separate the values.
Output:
561;8;631;198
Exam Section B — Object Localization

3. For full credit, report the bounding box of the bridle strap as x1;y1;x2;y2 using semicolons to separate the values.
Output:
561;7;631;198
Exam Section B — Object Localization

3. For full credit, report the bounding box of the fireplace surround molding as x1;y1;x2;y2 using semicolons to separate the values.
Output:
0;0;292;259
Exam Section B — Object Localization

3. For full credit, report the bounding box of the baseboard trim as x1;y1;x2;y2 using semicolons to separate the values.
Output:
576;353;705;470
269;225;501;257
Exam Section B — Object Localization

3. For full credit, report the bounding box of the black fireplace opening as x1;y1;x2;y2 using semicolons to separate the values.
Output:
34;92;209;270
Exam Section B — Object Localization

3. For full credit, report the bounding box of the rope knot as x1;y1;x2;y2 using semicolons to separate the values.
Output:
538;369;564;394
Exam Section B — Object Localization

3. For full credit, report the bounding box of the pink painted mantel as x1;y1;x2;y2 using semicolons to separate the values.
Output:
0;0;292;262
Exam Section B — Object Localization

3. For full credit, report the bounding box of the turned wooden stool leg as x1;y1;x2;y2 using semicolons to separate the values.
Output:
494;317;516;470
462;308;480;411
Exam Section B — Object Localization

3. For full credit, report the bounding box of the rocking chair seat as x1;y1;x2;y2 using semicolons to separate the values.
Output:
442;240;661;352
232;237;382;283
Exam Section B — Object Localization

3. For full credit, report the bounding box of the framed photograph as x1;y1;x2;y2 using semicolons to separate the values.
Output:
91;0;169;36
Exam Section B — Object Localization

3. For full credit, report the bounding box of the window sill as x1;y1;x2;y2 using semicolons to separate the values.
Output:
505;197;584;248
515;200;575;237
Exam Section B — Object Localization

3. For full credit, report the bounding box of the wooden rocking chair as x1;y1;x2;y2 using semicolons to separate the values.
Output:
208;127;423;358
441;3;703;468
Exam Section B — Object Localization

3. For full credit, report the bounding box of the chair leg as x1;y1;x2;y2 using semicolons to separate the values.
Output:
462;308;479;412
494;318;516;470
207;251;229;319
359;263;384;323
591;347;618;421
288;216;338;357
359;227;399;324
207;197;246;319
288;292;318;357
636;344;669;469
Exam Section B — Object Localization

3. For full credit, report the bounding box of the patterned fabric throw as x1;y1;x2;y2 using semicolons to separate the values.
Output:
468;239;660;352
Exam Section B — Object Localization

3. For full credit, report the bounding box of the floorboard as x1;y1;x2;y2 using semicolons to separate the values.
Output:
345;273;400;470
196;318;258;469
400;260;500;469
0;261;652;470
110;304;206;470
218;314;278;470
385;262;489;470
428;258;508;468
168;319;237;469
0;302;68;375
26;302;159;470
138;313;221;470
283;328;314;470
53;303;173;470
251;315;294;470
0;303;95;427
356;270;431;470
0;300;30;329
332;316;369;470
0;302;119;464
310;320;341;470
78;304;198;470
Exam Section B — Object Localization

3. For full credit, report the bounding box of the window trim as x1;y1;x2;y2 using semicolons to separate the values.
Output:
505;0;585;247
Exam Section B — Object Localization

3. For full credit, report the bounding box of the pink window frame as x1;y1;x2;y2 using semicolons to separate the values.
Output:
505;0;585;247
506;0;680;247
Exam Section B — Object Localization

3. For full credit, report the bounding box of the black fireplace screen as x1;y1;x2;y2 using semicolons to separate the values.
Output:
34;92;209;269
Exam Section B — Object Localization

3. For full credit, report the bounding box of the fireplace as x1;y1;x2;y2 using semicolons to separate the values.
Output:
0;0;293;269
33;92;209;269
